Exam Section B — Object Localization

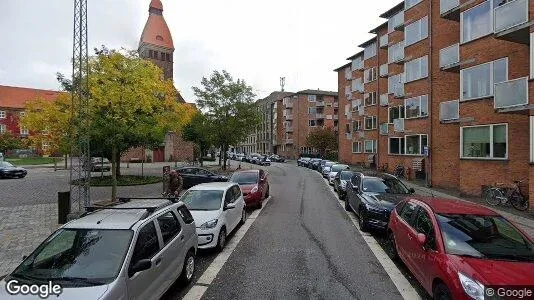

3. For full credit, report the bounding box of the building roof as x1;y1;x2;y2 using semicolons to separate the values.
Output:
0;85;62;109
257;91;294;105
369;21;388;34
139;0;174;50
379;1;405;18
296;89;338;97
333;61;351;72
347;50;364;60
358;37;377;48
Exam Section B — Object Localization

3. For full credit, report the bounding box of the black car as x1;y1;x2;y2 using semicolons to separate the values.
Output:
344;172;415;232
0;161;28;179
269;155;285;163
310;159;324;170
297;157;311;167
176;167;229;189
333;170;354;200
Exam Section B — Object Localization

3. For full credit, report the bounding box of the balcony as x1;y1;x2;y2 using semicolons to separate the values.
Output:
358;106;365;116
355;61;364;71
380;94;389;107
380;34;388;48
379;64;389;77
285;114;293;120
495;77;530;112
390;11;405;31
333;102;339;108
316;113;325;119
440;0;459;19
285;126;293;133
380;123;389;135
285;138;293;144
440;44;460;71
345;133;353;140
316;101;325;107
284;101;293;108
494;0;531;44
393;118;405;132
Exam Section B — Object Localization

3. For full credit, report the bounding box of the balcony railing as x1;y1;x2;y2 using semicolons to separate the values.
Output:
380;34;388;48
316;113;325;119
380;123;389;135
494;0;528;34
440;43;460;69
393;118;405;132
333;102;339;108
440;0;459;15
285;114;293;120
380;94;389;107
285;138;293;144
494;77;529;110
358;106;365;116
379;64;389;77
316;101;325;107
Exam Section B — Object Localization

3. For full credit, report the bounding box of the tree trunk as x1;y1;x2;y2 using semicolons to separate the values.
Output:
141;147;145;177
218;148;222;166
115;151;121;177
100;156;104;179
222;144;228;171
64;154;68;169
111;144;118;202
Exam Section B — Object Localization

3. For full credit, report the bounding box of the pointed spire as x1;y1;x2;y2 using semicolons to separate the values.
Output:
140;0;174;50
149;0;163;14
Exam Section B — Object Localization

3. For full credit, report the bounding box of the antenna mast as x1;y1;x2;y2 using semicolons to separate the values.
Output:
280;77;286;92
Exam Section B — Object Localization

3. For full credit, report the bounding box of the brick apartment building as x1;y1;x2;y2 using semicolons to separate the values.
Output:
335;0;534;207
277;90;339;159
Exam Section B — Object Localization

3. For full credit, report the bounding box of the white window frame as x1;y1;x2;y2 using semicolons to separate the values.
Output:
364;68;377;83
352;141;362;153
460;57;508;101
0;111;6;119
309;120;317;127
460;123;508;160
353;120;362;131
308;107;317;114
531;33;534;79
460;0;496;44
308;95;317;102
404;95;429;119
364;116;377;130
388;137;405;155
364;140;377;153
405;16;428;47
440;100;460;121
405;0;423;10
20;127;29;135
388;105;405;124
364;92;377;107
0;124;6;134
404;134;428;156
405;56;429;83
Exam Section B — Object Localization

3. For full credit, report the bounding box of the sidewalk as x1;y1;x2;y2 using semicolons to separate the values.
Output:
403;181;534;238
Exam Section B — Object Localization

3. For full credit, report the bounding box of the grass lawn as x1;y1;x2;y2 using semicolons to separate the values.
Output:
72;175;162;187
5;157;60;165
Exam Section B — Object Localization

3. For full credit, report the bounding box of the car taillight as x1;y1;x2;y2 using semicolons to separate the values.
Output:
251;185;258;193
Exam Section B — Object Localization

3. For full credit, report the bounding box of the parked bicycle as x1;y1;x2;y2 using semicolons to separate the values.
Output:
484;180;529;211
394;165;405;179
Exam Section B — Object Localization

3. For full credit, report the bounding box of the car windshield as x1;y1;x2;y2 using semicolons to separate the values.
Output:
324;162;335;168
0;161;14;168
362;177;410;194
230;172;259;185
181;190;224;211
437;214;534;261
92;158;109;163
340;171;353;180
331;165;348;172
11;229;133;287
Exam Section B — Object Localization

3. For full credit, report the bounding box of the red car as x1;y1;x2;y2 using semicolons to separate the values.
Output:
230;169;269;208
387;197;534;300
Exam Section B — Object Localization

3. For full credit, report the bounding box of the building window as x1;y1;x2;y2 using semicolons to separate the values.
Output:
364;42;377;60
0;111;6;119
308;107;317;114
0;124;6;134
405;134;428;155
364;116;377;130
20;128;29;135
352;78;363;92
405;0;423;10
388;41;405;63
388;73;405;96
352;120;361;131
461;124;507;159
364;140;377;153
308;95;317;102
388;105;405;123
404;95;429;119
461;58;508;101
309;120;317;127
364;92;377;107
389;137;405;154
364;68;377;83
345;123;351;133
405;16;428;47
19;111;26;117
440;100;460;121
148;50;153;58
161;52;165;60
388;11;404;33
461;0;500;44
352;142;362;153
154;51;159;59
405;56;428;83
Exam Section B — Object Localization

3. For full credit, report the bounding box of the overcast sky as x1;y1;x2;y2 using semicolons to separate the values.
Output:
0;0;398;102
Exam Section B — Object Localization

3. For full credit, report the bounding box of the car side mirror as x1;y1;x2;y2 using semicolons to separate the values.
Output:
409;188;416;194
129;259;152;277
260;177;266;182
224;202;236;210
352;185;360;193
416;233;427;249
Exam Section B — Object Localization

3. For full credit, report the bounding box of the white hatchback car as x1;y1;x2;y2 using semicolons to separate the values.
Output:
328;164;350;185
181;182;247;251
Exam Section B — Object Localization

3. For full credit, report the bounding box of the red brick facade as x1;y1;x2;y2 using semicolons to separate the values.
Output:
335;0;534;210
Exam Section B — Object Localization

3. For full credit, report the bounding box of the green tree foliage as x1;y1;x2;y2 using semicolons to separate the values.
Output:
0;133;22;154
192;70;260;170
306;127;338;157
182;112;212;166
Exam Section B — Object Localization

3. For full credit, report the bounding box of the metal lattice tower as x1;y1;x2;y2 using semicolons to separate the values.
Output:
69;0;91;212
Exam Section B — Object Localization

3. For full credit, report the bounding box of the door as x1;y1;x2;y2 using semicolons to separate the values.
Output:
394;202;420;268
224;187;240;232
196;168;212;183
410;208;438;289
153;147;165;162
154;211;184;294
127;221;163;300
348;174;362;211
179;168;195;189
232;185;244;229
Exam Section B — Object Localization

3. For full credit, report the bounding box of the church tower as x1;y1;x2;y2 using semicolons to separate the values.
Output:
139;0;174;80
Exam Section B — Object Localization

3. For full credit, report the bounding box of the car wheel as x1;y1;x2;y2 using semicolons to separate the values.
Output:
257;200;263;209
386;230;398;261
19;174;26;179
265;186;270;198
433;283;452;300
179;250;195;284
216;227;226;252
344;199;352;212
239;209;247;225
358;208;369;232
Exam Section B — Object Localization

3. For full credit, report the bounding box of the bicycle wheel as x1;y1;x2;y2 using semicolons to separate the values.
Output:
484;188;502;206
510;194;529;211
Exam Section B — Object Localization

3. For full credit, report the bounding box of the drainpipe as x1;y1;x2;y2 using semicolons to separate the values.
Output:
427;0;433;187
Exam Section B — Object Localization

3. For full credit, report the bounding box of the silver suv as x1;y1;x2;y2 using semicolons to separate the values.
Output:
0;198;197;300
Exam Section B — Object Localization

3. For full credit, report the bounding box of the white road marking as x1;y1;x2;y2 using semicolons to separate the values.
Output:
320;176;421;300
182;196;272;300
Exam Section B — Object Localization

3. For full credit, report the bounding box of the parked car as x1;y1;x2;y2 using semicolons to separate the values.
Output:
181;182;246;251
0;161;27;179
345;172;414;231
235;153;245;161
333;170;354;200
387;198;534;300
0;198;198;299
297;157;310;167
310;158;323;170
259;156;271;166
321;161;337;178
327;164;350;184
230;169;269;208
176;167;228;189
89;157;111;172
269;155;285;162
318;160;332;173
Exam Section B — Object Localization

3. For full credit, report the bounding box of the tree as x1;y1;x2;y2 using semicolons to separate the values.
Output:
0;132;21;154
306;127;338;157
192;70;260;170
182;112;212;166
